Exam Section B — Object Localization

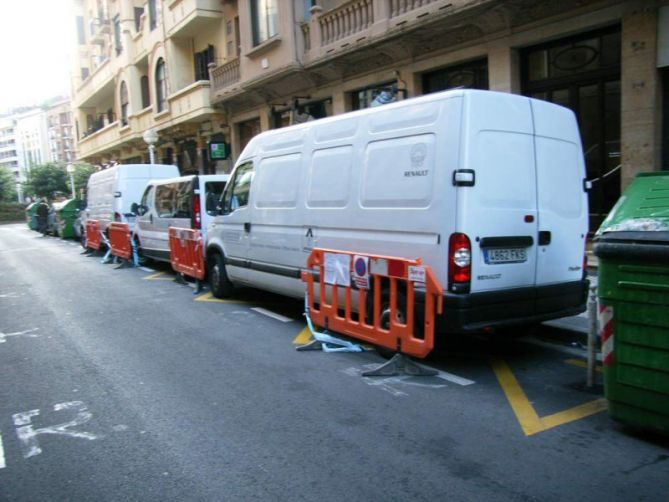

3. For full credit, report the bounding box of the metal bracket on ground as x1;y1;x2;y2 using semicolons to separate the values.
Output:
297;296;365;353
361;353;438;377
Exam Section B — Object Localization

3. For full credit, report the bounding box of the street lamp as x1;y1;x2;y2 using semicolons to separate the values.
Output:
143;128;159;164
66;163;76;199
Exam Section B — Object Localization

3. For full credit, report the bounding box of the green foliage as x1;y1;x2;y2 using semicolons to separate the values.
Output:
72;163;97;196
22;162;68;200
0;167;17;202
0;203;25;223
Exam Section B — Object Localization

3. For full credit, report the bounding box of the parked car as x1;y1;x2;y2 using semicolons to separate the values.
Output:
79;164;179;246
206;89;590;334
133;174;229;262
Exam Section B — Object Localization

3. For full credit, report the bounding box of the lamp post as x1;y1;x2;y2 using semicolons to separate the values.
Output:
142;128;159;164
66;163;76;199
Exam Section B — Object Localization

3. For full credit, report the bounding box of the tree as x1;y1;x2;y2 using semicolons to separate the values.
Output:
72;163;97;196
22;163;68;200
0;167;18;202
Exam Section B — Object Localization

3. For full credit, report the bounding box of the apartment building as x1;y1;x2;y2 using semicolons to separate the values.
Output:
15;109;51;174
46;99;75;164
0;117;20;180
71;0;669;225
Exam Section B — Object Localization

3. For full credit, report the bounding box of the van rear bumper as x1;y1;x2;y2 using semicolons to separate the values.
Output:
437;280;589;333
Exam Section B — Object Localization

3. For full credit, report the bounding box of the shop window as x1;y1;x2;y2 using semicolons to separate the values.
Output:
351;81;401;110
270;98;332;128
250;0;278;46
422;59;489;93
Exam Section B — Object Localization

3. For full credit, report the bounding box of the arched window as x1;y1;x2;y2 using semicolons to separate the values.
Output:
120;81;129;126
155;58;167;112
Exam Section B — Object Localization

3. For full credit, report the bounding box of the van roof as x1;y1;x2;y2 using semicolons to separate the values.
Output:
146;173;230;186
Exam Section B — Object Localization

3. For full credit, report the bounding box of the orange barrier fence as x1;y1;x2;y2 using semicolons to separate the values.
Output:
85;220;102;251
168;227;205;280
108;222;132;261
301;248;443;359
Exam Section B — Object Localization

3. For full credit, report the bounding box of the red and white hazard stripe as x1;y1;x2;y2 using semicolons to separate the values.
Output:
598;304;614;366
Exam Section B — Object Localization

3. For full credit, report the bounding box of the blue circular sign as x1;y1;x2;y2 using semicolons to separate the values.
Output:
354;257;367;276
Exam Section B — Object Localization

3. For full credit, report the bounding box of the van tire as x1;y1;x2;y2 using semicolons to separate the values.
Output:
366;288;423;357
209;252;233;298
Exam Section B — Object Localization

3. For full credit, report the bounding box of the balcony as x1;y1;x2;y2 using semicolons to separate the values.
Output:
76;121;121;160
90;18;111;45
165;0;223;39
210;58;240;98
165;80;214;125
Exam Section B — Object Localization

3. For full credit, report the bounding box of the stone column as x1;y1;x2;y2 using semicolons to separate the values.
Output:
487;44;520;94
620;2;661;188
196;136;207;174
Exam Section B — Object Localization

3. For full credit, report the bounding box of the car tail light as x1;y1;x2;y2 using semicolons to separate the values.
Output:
192;195;201;230
449;233;471;293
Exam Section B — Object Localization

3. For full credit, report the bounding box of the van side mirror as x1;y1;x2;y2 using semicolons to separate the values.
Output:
131;202;139;215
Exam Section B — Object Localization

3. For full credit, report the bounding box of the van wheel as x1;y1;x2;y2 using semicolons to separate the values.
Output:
366;289;422;358
209;252;233;298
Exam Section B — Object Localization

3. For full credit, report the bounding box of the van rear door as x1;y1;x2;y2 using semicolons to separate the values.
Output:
531;99;588;286
457;93;539;294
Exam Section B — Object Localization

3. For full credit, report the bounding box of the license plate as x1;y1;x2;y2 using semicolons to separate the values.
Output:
484;248;527;264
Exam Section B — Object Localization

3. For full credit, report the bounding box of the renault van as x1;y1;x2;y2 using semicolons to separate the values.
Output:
80;164;179;245
206;90;589;333
134;174;228;262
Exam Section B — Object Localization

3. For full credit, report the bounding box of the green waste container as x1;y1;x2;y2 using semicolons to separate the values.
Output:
53;199;81;239
594;172;669;435
26;202;39;230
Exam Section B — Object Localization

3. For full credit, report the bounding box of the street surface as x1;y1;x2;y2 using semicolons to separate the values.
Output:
0;223;667;501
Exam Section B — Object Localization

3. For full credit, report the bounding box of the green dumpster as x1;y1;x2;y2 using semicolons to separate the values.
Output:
594;172;669;434
26;202;39;230
53;199;80;239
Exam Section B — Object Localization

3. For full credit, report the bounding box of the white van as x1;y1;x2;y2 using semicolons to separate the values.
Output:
206;90;589;333
80;164;179;242
134;174;229;262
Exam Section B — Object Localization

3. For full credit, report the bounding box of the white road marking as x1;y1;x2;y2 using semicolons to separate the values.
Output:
13;401;99;459
250;307;293;323
139;267;155;272
0;292;20;298
435;370;476;386
0;328;39;344
0;431;5;469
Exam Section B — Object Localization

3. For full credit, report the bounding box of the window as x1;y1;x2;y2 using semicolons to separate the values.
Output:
155;184;176;217
205;181;227;215
119;81;129;126
76;16;86;44
155;58;167;112
81;67;90;81
140;76;151;108
250;0;278;46
114;15;122;55
194;45;215;81
351;81;397;110
422;59;489;93
222;161;254;214
148;0;157;30
134;7;144;32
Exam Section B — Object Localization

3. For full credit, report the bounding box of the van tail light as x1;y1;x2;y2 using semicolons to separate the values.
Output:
192;195;201;230
114;212;122;222
449;233;471;293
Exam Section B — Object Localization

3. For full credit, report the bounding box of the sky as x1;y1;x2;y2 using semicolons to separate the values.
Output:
0;0;74;114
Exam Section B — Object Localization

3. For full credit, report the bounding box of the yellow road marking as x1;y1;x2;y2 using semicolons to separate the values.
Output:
564;358;603;373
491;358;607;436
194;292;250;304
292;327;313;345
143;271;173;280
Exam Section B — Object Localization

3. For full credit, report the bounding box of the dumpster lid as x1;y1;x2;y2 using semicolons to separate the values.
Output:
52;198;78;211
595;172;669;243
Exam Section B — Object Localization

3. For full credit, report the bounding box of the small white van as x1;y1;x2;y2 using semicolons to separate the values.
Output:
80;164;179;242
206;90;589;333
134;174;229;262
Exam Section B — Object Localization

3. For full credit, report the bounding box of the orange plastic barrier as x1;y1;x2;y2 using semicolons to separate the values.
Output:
108;222;132;261
85;220;102;251
168;227;205;280
301;248;443;359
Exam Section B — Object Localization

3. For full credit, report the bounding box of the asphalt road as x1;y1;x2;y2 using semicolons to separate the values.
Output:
0;223;667;501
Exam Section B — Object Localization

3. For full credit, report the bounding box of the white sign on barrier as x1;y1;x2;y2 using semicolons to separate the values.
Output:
324;253;351;286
